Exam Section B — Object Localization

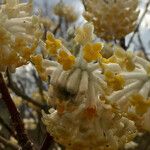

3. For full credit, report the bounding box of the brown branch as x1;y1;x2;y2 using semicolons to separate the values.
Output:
127;0;150;48
40;133;54;150
6;71;48;111
0;135;20;150
0;73;34;150
32;70;46;103
53;17;62;35
120;37;127;50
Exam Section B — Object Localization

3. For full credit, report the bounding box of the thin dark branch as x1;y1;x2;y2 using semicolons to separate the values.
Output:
127;0;150;48
40;133;53;150
32;70;46;103
120;37;127;50
137;31;150;61
53;17;62;35
6;71;48;111
0;73;33;150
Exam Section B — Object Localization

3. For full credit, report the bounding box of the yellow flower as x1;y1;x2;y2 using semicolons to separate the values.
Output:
57;50;75;70
105;71;125;91
83;42;103;62
130;94;150;115
114;47;135;71
46;32;62;56
31;54;47;81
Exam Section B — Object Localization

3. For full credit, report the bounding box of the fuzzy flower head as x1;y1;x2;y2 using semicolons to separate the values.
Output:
54;0;79;22
83;0;139;40
42;100;136;150
0;0;43;72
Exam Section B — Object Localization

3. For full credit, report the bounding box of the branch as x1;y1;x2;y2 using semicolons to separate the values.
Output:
32;70;46;103
40;133;54;150
53;17;62;36
0;135;20;150
127;0;150;48
0;73;33;150
120;37;127;50
137;31;150;61
7;71;48;111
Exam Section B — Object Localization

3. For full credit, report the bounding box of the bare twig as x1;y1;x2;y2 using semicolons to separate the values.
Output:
40;133;53;150
0;135;20;150
53;17;62;35
137;31;150;61
0;73;33;150
127;0;150;48
32;70;46;103
7;71;48;111
120;37;127;50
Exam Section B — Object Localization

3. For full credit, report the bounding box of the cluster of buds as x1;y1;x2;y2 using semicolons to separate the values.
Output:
54;0;79;22
0;0;43;72
83;0;139;40
42;23;138;150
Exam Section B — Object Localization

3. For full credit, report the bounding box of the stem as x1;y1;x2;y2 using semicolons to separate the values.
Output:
127;0;150;48
120;37;127;50
40;133;53;150
0;73;33;150
7;71;48;111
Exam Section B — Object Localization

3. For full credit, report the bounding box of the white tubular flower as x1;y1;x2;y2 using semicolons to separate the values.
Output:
44;24;104;108
107;55;150;102
45;57;106;108
0;0;43;72
42;101;136;150
104;50;150;131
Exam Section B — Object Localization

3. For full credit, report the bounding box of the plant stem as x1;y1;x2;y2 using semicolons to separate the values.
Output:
0;73;33;150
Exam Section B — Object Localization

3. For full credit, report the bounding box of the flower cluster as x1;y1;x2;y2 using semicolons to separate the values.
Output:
0;0;149;149
42;23;138;150
103;47;150;132
54;1;79;22
0;0;43;72
83;0;139;40
43;101;136;150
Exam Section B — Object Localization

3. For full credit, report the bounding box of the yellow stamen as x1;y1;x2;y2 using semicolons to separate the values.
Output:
57;50;75;70
46;32;62;56
83;42;103;62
